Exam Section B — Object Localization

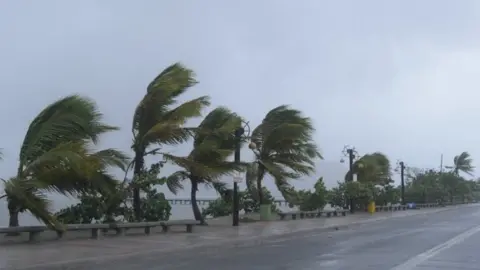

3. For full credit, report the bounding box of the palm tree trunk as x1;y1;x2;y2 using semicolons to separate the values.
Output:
7;202;20;236
256;164;265;204
190;179;206;224
256;180;263;205
133;152;145;221
8;210;19;227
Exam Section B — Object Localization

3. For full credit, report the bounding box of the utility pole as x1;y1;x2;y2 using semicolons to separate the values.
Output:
347;148;355;213
440;154;443;173
399;161;405;205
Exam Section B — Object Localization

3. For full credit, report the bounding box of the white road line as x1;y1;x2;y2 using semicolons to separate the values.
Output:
391;224;480;270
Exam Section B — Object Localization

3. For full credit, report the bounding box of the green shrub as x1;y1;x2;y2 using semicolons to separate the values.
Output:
201;188;277;218
56;188;171;224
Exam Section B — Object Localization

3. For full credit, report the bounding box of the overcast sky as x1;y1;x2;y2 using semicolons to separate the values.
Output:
1;1;480;224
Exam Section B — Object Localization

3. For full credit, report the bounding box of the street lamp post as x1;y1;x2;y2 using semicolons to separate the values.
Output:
232;121;251;227
341;146;358;214
399;161;406;205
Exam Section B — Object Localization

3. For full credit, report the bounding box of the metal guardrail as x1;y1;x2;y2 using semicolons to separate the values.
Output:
0;219;201;242
373;202;455;212
278;209;348;220
374;205;408;212
278;202;452;220
363;202;449;212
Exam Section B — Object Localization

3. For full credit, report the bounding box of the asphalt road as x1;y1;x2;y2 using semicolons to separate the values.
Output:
35;205;480;270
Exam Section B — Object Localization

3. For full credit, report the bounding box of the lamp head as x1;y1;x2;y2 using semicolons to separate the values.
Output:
235;127;245;137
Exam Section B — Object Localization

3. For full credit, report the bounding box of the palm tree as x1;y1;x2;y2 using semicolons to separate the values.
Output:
129;63;210;221
345;152;392;184
162;107;244;224
447;151;474;176
247;105;322;206
2;95;129;229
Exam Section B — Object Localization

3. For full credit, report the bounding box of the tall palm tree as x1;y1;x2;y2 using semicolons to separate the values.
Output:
2;95;129;229
247;105;322;205
448;151;474;176
130;63;210;221
162;107;244;224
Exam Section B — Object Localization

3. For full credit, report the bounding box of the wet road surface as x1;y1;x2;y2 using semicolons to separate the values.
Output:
32;205;480;270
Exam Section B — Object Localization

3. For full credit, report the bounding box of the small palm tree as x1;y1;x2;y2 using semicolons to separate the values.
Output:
129;63;210;221
163;107;244;224
2;95;129;229
447;151;474;176
247;105;322;205
346;152;392;184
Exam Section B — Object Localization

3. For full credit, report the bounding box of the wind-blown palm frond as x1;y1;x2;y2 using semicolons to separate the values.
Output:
165;170;188;195
34;147;129;196
249;105;322;204
453;151;474;176
91;148;130;172
209;181;229;195
4;177;61;229
18;95;117;175
21;141;90;181
164;107;245;182
131;63;210;151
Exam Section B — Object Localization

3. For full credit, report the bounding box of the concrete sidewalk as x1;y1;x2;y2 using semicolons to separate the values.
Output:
0;207;460;270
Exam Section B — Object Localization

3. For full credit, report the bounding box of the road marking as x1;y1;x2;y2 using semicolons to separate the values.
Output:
391;224;480;270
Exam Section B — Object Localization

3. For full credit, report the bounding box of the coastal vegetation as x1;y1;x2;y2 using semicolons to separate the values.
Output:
1;63;479;228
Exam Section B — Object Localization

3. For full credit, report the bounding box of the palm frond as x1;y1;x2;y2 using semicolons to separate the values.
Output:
142;124;195;146
165;171;188;195
21;141;91;180
147;62;198;94
163;96;211;124
132;63;209;150
4;177;62;229
140;97;210;147
33;165;118;197
194;107;241;146
163;154;215;177
208;181;229;194
453;151;474;176
89;148;131;172
19;95;118;174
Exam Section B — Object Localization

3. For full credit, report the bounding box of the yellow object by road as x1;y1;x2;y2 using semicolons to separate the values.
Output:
367;201;376;214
